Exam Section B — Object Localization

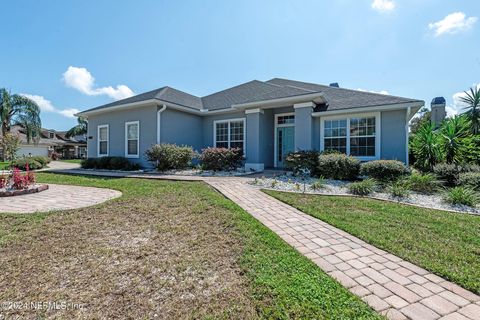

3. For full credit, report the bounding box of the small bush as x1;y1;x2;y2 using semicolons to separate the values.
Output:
311;177;326;191
458;172;480;190
285;150;320;176
347;179;376;196
360;160;409;182
81;157;140;171
12;159;43;170
443;187;478;207
200;147;243;171
317;153;360;180
145;143;196;171
30;156;50;166
407;173;439;194
434;163;480;187
388;180;410;198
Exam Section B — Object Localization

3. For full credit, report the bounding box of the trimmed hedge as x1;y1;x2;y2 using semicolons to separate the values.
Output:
200;147;243;171
284;150;320;176
317;153;360;180
12;158;43;170
81;157;141;171
360;160;409;182
145;144;196;171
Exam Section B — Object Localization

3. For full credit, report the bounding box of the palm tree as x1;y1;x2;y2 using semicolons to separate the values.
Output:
66;116;87;138
461;86;480;135
411;121;443;171
0;88;41;142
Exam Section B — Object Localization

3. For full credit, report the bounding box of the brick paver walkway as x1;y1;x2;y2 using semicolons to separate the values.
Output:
0;184;121;213
207;177;480;320
43;169;480;319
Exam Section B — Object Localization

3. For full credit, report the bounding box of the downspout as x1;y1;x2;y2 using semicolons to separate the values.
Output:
405;106;411;166
157;104;167;144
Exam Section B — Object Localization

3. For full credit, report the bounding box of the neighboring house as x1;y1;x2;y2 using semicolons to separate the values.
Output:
78;78;424;171
8;125;87;159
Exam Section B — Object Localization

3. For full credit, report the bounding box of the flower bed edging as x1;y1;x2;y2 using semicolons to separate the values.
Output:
0;184;49;197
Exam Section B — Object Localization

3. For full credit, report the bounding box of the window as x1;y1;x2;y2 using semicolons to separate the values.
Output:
98;125;109;156
277;115;295;125
214;119;245;152
125;121;139;158
48;131;55;139
322;114;379;159
324;119;347;154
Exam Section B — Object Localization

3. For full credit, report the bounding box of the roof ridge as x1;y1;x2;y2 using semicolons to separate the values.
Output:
201;80;267;99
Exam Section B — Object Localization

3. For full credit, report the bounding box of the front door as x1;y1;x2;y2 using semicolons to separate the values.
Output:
276;126;295;167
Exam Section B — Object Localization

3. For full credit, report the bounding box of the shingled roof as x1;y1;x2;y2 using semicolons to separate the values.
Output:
80;78;423;115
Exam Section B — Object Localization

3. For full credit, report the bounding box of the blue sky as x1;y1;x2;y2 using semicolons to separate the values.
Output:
1;0;478;130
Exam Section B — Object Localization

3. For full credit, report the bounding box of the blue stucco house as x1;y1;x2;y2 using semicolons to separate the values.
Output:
78;78;424;171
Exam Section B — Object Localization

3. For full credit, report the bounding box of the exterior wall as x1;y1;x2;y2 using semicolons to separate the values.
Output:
160;108;203;151
17;146;49;157
380;109;407;162
202;111;246;148
87;105;158;167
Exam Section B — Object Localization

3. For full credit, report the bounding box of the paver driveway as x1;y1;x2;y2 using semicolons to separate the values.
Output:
43;169;480;319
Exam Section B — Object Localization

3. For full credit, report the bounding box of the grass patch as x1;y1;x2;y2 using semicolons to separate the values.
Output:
59;159;82;164
0;161;10;170
264;190;480;294
0;173;380;319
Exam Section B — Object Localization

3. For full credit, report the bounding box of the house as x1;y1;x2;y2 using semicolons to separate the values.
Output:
78;78;424;171
8;125;87;159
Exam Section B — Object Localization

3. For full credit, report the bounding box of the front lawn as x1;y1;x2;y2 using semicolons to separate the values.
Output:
0;173;380;319
0;161;9;170
264;190;480;294
59;159;82;164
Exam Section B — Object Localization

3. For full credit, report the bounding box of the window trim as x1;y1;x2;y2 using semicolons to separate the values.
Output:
320;112;381;161
125;121;140;158
213;118;246;155
97;124;109;157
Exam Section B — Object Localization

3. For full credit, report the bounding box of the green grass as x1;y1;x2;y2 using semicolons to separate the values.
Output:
263;190;480;294
0;173;381;319
0;161;10;170
59;159;82;164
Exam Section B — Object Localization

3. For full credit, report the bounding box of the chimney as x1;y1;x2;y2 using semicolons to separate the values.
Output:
329;82;339;88
430;97;446;128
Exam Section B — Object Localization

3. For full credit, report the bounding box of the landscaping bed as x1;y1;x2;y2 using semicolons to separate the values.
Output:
0;173;380;319
0;184;48;197
251;174;480;214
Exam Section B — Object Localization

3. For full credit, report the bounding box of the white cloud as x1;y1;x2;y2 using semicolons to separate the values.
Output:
21;94;80;119
62;66;134;100
356;88;390;95
443;83;480;116
428;12;478;37
371;0;395;12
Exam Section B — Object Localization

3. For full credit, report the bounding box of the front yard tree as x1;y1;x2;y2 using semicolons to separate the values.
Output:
461;86;480;135
0;88;41;140
66;116;87;138
0;132;21;162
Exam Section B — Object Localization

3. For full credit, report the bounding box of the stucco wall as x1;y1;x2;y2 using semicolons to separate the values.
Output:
87;105;157;167
160;108;203;151
381;109;407;162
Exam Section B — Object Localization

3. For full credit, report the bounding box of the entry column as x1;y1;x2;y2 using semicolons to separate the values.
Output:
245;109;264;172
294;102;314;150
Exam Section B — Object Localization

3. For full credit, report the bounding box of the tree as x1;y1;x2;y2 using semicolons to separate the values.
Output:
461;86;480;135
66;116;87;138
439;116;468;164
0;88;41;142
411;121;443;171
409;107;431;134
0;132;21;162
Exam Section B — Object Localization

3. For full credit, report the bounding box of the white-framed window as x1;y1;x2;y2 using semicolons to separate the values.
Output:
48;131;55;139
97;124;109;156
125;121;140;158
320;113;380;160
213;118;246;153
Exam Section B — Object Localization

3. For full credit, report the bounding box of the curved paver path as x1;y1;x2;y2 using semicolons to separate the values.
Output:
0;184;121;213
43;168;480;319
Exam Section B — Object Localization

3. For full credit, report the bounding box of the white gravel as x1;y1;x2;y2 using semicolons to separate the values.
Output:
249;174;480;215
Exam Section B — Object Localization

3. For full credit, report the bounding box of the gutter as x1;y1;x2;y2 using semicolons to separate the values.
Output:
311;101;424;117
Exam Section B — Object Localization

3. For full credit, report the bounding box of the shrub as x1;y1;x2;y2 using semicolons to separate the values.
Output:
30;156;51;166
317;153;360;180
434;163;462;186
11;168;29;190
347;179;376;196
360;160;409;182
199;147;243;171
458;172;480;190
12;159;43;170
81;157;140;171
285;150;320;176
311;177;326;191
0;175;8;188
145;144;196;171
407;173;439;194
443;187;478;207
388;180;410;198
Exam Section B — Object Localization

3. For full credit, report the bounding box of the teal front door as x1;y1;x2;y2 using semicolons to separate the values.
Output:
276;126;295;167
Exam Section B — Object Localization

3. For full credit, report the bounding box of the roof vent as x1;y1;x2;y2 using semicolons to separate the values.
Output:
329;82;339;88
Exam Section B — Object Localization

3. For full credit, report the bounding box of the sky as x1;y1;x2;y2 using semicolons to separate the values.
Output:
0;0;478;130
